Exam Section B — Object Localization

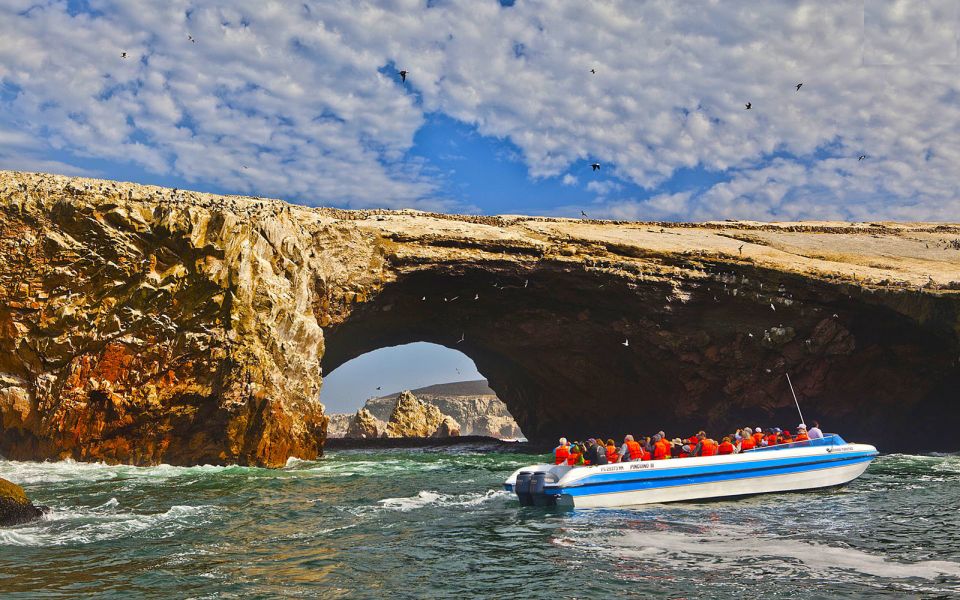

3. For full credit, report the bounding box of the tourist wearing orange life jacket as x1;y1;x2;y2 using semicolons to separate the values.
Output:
752;428;764;446
765;429;780;447
739;433;756;451
554;437;571;465
697;432;719;456
567;443;584;466
605;439;620;463
794;424;810;442
717;436;735;455
622;435;644;462
652;434;671;460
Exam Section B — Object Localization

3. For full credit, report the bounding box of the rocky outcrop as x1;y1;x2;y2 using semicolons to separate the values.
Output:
345;408;385;439
384;391;445;438
431;415;461;438
326;413;352;438
0;477;44;526
1;171;959;464
355;380;524;439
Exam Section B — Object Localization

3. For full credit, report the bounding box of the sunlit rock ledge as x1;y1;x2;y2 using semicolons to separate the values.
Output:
1;171;958;466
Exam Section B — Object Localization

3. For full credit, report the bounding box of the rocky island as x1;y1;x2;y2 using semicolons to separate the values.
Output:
1;171;958;466
327;380;523;440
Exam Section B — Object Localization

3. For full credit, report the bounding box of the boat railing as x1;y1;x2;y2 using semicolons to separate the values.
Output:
747;433;847;452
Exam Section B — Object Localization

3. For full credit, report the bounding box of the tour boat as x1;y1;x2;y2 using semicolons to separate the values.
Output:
504;435;878;508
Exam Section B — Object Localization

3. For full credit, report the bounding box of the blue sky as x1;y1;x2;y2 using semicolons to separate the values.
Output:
1;1;958;221
2;1;958;403
321;343;483;414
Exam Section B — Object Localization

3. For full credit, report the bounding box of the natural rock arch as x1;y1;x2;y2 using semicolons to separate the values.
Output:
1;172;958;466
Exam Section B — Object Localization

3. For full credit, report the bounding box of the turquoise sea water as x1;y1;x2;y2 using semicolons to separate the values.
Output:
2;447;959;598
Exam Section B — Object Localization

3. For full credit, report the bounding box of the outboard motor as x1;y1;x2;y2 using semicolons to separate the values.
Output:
515;471;534;506
530;472;556;506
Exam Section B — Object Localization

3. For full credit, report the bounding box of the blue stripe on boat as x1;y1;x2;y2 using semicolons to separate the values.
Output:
548;454;875;497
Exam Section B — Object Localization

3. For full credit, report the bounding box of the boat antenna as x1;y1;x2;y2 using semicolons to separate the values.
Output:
785;372;806;426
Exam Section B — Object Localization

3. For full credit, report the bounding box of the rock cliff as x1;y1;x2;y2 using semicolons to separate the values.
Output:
384;391;445;438
1;171;959;465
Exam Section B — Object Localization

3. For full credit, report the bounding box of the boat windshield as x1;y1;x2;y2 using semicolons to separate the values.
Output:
747;434;847;452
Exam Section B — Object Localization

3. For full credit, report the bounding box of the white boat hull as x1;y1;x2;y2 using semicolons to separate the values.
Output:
506;436;878;509
561;458;871;508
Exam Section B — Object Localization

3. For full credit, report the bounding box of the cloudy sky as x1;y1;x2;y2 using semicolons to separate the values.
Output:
1;0;959;221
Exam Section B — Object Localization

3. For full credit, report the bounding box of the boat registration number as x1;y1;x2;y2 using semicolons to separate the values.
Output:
598;462;654;473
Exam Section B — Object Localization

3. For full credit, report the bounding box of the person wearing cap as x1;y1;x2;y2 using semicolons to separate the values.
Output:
669;438;685;458
752;427;764;447
740;428;756;451
554;437;570;465
794;424;810;442
807;420;823;440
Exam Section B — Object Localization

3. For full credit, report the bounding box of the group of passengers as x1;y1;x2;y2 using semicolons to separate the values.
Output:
553;421;824;466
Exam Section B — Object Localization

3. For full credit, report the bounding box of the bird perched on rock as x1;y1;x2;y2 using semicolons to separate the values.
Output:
795;83;803;91
590;163;600;171
745;102;752;109
399;69;408;82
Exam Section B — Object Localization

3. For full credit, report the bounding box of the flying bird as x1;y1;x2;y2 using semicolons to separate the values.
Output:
399;70;408;82
795;83;803;91
590;68;596;74
590;163;600;171
121;52;127;58
376;386;381;391
622;338;630;347
745;102;752;110
474;293;479;300
581;210;588;218
421;296;426;301
457;332;465;344
770;303;776;311
188;35;195;43
858;155;866;161
524;279;528;288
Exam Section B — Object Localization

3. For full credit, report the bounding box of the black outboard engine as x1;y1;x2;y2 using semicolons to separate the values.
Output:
515;471;534;506
530;472;556;507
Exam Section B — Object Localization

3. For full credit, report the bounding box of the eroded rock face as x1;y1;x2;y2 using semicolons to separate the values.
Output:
384;391;444;438
431;415;461;438
2;171;959;464
0;477;44;526
345;408;385;439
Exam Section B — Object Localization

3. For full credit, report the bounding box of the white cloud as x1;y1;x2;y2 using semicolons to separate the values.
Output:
561;173;578;186
0;1;957;219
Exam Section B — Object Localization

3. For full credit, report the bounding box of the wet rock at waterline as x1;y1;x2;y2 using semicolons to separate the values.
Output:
2;171;959;466
0;477;45;526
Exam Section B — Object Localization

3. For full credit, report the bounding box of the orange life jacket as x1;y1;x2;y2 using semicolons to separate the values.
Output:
717;441;735;455
780;435;793;444
740;437;756;451
765;434;778;447
606;445;619;463
752;432;764;445
700;439;718;456
795;433;809;442
641;448;652;461
555;445;570;465
567;450;581;466
626;440;643;460
688;436;699;446
653;439;671;460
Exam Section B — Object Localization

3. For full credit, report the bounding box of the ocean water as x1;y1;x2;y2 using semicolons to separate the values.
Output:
2;448;959;598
